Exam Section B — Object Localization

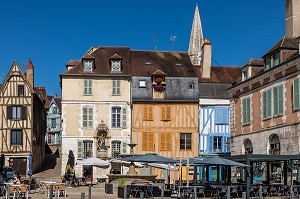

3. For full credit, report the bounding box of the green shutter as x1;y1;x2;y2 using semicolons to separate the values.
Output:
242;99;246;124
246;98;251;124
293;78;300;110
83;107;87;127
116;80;120;95
267;90;272;118
273;86;278;116
84;80;88;95
88;80;92;95
122;107;127;128
112;80;116;95
88;107;93;128
263;92;267;119
278;85;283;115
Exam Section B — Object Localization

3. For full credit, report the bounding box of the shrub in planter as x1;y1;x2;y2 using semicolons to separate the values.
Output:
117;178;129;198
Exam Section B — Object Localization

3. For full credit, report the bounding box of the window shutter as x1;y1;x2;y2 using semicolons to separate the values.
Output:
206;135;213;153
7;106;12;119
246;98;251;123
161;107;166;120
88;80;92;95
267;90;272;118
122;142;127;154
88;107;93;128
215;108;222;124
278;85;283;115
116;80;120;95
273;87;278;116
148;106;153;120
166;107;171;120
21;106;27;120
77;140;83;159
160;133;166;150
293;78;300;110
83;107;87;127
166;133;172;150
143;107;148;120
242;99;247;124
122;107;127;128
142;133;148;151
262;92;267;119
149;132;154;150
112;80;116;95
84;80;88;95
223;108;229;124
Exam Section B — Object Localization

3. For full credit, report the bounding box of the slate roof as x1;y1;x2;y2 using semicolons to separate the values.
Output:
263;37;299;58
47;95;62;110
199;83;232;99
62;47;131;76
130;50;198;77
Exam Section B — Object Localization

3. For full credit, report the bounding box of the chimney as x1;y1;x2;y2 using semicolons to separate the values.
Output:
286;0;300;37
201;39;212;78
26;58;34;87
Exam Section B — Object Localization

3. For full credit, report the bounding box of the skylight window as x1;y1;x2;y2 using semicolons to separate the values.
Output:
175;63;182;67
145;62;152;65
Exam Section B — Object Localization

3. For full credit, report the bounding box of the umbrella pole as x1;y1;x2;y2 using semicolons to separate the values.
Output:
179;157;182;187
187;157;189;187
173;163;176;186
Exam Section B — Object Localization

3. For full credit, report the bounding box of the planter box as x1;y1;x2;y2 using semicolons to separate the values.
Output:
105;183;113;194
118;186;129;198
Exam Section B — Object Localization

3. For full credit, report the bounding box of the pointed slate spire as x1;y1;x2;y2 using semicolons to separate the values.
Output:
188;3;204;65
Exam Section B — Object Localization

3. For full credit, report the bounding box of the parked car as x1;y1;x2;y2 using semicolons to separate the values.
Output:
2;166;14;182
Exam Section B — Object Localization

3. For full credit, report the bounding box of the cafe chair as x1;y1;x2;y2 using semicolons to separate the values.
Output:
262;186;269;198
145;186;154;198
57;184;66;197
19;184;28;199
197;187;206;198
230;186;238;198
218;186;227;198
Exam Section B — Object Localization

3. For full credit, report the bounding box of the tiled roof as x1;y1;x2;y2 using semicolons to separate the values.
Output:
62;47;131;76
263;37;299;58
34;86;49;109
130;50;197;77
66;60;79;66
197;66;241;84
242;59;264;68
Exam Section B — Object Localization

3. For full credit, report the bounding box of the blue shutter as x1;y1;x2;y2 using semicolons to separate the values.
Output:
206;135;213;153
214;109;222;124
223;108;229;124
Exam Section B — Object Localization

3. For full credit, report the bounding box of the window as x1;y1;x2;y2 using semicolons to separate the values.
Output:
213;136;222;152
83;60;93;73
111;140;121;157
111;60;121;73
293;78;300;110
265;57;271;70
161;106;171;121
242;69;248;81
274;52;280;66
143;106;153;121
112;107;121;128
51;118;56;128
84;79;92;95
273;85;283;116
160;132;172;151
52;107;57;114
7;106;27;120
82;106;93;128
112;80;120;95
18;85;24;96
214;108;229;125
122;142;127;154
142;132;154;151
262;89;272;119
242;97;251;125
188;82;194;89
180;133;192;150
139;80;146;88
77;140;93;159
122;107;127;128
11;130;22;145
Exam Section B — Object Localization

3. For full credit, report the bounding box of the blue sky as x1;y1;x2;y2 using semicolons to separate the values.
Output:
0;0;285;96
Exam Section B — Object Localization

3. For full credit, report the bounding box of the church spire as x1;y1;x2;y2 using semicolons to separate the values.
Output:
188;3;204;65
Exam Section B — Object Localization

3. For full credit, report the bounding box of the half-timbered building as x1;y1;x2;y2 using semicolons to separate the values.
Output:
46;94;62;145
0;59;46;175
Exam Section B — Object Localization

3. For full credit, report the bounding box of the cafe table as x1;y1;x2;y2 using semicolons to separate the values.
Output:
178;185;204;199
4;183;22;199
40;181;58;198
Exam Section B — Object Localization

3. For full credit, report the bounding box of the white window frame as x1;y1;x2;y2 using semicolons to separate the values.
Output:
82;106;93;128
112;80;121;96
84;79;92;96
139;80;146;88
111;60;121;73
83;60;93;73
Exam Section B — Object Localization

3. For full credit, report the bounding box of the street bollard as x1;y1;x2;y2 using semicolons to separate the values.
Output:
49;185;53;199
227;186;231;199
88;185;92;199
242;192;246;199
259;185;262;199
81;192;85;199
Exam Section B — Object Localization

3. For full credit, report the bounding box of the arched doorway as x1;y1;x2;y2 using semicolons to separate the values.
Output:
94;120;111;159
244;139;253;154
269;134;280;155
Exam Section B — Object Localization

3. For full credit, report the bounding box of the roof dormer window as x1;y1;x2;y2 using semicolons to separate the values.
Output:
265;57;271;70
83;60;93;73
274;52;280;66
242;69;248;81
111;60;121;73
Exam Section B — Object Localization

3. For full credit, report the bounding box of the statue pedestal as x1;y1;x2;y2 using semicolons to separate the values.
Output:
127;163;137;175
97;149;107;159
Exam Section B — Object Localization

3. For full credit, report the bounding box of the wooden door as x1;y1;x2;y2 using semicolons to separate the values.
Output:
10;158;27;176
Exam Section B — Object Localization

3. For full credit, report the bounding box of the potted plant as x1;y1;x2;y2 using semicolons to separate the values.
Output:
117;178;128;198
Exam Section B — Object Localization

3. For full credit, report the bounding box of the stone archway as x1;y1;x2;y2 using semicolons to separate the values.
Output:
269;134;280;155
94;120;111;159
244;139;253;154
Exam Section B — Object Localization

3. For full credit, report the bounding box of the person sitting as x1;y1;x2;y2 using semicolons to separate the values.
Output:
13;175;20;184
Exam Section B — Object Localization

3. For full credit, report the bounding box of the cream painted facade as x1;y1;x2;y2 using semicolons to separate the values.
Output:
61;76;131;178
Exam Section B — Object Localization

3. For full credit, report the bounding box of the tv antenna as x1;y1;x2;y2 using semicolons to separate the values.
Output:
169;35;177;49
149;33;159;50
